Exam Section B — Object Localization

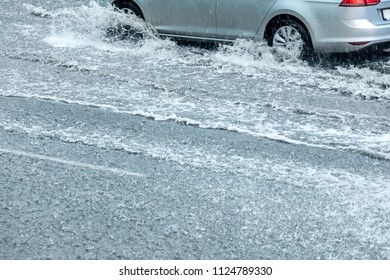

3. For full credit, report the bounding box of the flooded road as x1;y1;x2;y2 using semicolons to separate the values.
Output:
1;0;390;259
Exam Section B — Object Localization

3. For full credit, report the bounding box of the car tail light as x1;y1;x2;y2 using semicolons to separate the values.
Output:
340;0;381;6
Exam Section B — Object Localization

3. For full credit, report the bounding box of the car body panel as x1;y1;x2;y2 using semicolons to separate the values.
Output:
151;0;216;37
99;0;390;53
215;0;277;40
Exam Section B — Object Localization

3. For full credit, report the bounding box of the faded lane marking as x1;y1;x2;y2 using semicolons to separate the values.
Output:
0;147;146;177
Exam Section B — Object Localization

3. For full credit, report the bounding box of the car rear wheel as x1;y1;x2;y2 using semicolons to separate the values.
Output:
114;1;143;19
267;18;313;60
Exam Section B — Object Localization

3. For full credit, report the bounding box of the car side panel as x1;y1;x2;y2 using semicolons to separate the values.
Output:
150;0;217;37
215;0;277;40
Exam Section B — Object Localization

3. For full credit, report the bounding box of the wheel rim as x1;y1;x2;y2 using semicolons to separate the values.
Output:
121;8;136;16
272;26;304;54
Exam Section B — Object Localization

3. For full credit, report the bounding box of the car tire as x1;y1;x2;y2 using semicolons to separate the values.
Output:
114;1;143;19
267;18;313;60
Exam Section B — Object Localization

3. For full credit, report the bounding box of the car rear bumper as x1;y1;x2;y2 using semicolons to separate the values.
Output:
313;18;390;53
311;3;390;53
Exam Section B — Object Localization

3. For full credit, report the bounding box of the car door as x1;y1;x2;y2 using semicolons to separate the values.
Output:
216;0;277;40
151;0;217;38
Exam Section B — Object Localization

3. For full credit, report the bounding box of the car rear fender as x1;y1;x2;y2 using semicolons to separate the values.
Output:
255;0;342;50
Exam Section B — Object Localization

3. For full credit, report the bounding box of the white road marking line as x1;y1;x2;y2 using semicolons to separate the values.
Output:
0;147;145;177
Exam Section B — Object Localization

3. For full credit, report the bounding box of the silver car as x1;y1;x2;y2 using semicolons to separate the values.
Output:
99;0;390;57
